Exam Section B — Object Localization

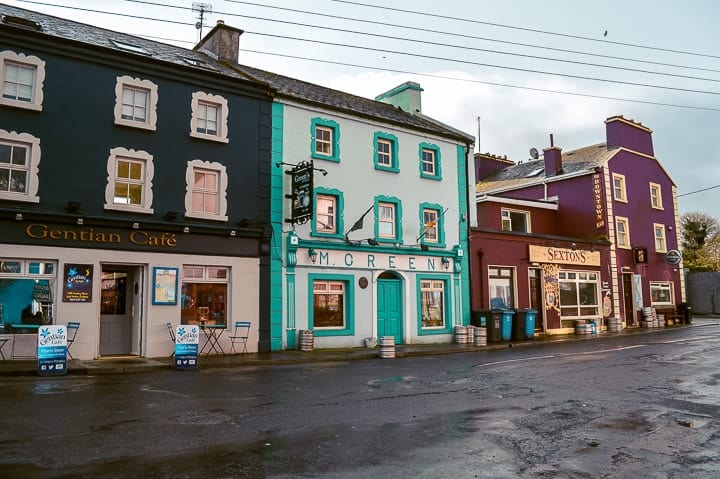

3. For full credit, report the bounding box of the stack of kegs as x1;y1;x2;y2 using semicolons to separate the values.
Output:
466;325;476;344
607;317;622;332
454;325;468;344
298;329;314;351
575;320;589;335
379;336;396;358
474;327;488;347
641;307;659;328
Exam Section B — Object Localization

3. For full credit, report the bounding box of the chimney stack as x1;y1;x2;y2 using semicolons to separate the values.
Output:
543;142;563;177
375;81;423;114
193;20;244;63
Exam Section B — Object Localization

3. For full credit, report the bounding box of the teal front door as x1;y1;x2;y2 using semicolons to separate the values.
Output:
377;278;403;344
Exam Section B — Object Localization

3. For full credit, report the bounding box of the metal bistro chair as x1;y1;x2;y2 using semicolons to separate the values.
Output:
66;322;80;360
166;322;176;358
229;321;251;354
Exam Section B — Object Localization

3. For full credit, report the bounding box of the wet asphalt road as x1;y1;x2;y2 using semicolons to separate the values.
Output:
1;322;719;479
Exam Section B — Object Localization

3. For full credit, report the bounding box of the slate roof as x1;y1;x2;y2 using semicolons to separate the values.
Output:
476;143;618;194
0;3;474;143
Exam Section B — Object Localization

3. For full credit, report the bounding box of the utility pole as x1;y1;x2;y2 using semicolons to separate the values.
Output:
192;2;213;41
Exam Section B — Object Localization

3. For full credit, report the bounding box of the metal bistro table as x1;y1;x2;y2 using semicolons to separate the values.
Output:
10;324;41;360
199;324;226;355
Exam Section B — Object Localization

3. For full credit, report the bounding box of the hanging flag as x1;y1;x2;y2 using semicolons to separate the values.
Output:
347;205;373;234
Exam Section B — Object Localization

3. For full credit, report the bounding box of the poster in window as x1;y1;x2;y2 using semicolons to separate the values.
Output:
62;264;93;302
153;267;178;305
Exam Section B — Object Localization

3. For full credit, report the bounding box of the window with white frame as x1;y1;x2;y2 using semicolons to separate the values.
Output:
0;129;40;203
374;132;398;172
612;173;627;202
311;117;340;162
104;147;154;213
650;281;674;306
615;216;630;248
420;279;446;328
0;50;45;111
377;139;392;166
113;76;158;131
313;280;346;328
422;208;438;243
649;182;663;209
316;194;336;234
181;265;228;326
501;208;530;232
378;202;396;238
316;126;332;155
190;91;229;143
0;258;57;326
184;159;228;221
654;223;667;252
488;267;515;308
558;270;600;327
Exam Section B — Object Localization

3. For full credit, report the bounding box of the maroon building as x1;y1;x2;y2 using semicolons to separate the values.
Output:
470;116;684;334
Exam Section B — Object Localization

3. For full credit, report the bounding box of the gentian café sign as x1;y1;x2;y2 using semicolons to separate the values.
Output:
174;325;199;369
37;325;67;376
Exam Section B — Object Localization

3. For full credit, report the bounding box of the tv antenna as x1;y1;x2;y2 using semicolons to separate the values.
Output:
192;2;213;40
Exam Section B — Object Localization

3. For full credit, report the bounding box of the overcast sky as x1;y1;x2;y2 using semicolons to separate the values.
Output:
5;0;720;219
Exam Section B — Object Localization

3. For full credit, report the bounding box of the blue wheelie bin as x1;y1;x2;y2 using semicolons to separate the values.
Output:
525;309;537;339
500;309;514;341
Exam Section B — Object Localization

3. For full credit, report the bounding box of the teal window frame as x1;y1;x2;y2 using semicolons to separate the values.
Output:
373;194;403;244
308;273;355;336
311;117;340;162
419;202;446;248
312;187;344;239
373;131;399;173
419;142;442;180
417;274;452;335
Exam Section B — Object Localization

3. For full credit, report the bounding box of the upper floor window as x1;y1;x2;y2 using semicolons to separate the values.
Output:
654;223;667;252
311;117;340;162
501;208;530;233
114;76;158;131
0;129;40;203
190;91;229;143
419;142;442;180
104;147;154;214
615;216;630;248
313;187;344;238
649;182;663;209
0;50;45;111
612;173;627;202
374;195;402;243
419;202;445;247
374;132;399;172
184;159;228;221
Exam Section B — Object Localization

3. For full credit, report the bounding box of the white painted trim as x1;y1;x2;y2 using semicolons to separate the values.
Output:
476;194;558;210
184;159;228;221
189;91;229;143
113;75;158;131
0;129;41;203
0;50;45;111
104;146;154;214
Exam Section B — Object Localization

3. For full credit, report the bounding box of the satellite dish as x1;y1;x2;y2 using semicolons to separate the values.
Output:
529;147;539;160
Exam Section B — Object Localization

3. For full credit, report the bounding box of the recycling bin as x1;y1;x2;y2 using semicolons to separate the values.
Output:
471;311;488;328
478;310;503;343
678;302;693;324
500;309;514;341
511;309;527;341
525;309;537;339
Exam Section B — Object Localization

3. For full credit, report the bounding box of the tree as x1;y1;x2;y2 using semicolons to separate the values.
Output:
680;212;720;271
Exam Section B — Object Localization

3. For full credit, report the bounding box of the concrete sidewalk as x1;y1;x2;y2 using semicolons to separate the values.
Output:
1;317;717;377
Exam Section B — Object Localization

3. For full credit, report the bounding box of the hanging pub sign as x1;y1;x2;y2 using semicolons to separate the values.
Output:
634;246;648;264
287;161;314;225
665;249;682;265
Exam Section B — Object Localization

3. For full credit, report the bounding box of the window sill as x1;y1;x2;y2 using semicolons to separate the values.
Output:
311;153;340;163
115;118;157;131
189;131;229;144
0;98;42;111
0;193;39;203
184;212;228;222
104;204;154;214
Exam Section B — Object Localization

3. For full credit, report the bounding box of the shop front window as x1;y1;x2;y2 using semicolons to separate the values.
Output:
421;279;445;328
650;282;674;306
488;266;515;308
313;280;345;328
559;271;599;327
181;265;228;326
0;259;56;329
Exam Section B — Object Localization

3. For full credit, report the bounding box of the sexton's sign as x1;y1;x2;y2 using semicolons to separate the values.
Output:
529;244;601;267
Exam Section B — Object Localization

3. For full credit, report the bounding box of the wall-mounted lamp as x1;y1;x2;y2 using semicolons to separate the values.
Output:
367;238;379;246
308;248;318;263
229;230;237;237
571;242;577;251
132;222;140;229
183;226;190;233
441;257;450;270
65;201;81;213
76;218;84;225
15;213;22;221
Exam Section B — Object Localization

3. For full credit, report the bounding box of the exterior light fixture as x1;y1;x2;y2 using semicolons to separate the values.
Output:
229;230;237;237
132;222;140;229
441;257;450;269
308;248;318;263
76;218;84;225
183;226;190;233
15;213;22;221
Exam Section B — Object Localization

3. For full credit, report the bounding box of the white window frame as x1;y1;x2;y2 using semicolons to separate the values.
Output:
421;148;436;176
422;208;438;243
104;147;154;214
0;129;40;203
313;280;347;329
501;208;531;233
0;50;45;111
558;270;600;324
377;138;392;167
190;91;229;143
113;75;158;131
612;173;627;202
184;159;228;221
654;223;667;252
649;182;663;210
378;202;396;239
615;216;630;249
420;279;446;329
650;281;674;306
316;194;337;234
488;266;516;309
315;125;333;156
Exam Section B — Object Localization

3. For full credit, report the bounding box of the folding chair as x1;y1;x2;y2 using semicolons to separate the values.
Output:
229;321;251;353
66;322;80;360
166;322;176;358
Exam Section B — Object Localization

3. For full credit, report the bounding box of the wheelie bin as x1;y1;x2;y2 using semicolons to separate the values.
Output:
500;309;514;341
484;310;503;342
512;309;527;341
525;309;537;339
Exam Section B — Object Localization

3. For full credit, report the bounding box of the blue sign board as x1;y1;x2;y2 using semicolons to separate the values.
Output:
174;325;199;369
37;325;67;376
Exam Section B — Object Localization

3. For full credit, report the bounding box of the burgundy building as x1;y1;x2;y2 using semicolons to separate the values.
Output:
470;116;684;334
